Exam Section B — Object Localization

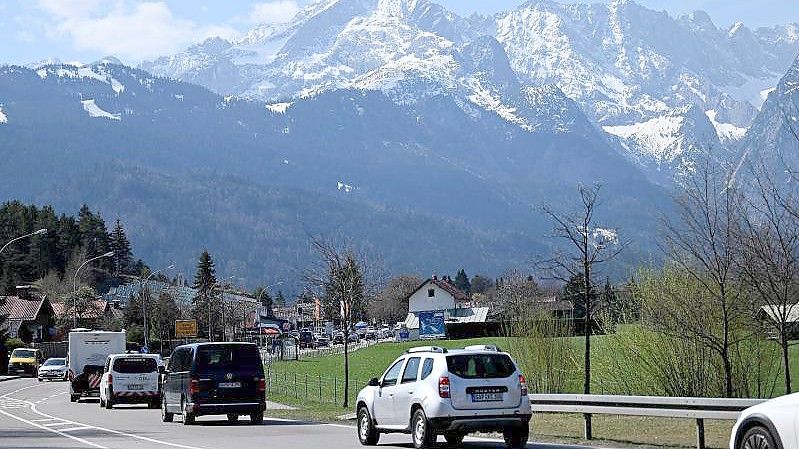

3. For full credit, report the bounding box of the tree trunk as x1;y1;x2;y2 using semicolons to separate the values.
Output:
722;348;733;398
782;330;792;394
583;254;592;395
343;332;349;408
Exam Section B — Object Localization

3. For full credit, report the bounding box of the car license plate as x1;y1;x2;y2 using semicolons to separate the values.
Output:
127;384;143;390
471;392;503;402
218;382;241;388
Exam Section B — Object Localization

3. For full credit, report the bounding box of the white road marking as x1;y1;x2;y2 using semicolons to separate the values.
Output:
2;382;210;449
43;421;73;426
0;409;107;449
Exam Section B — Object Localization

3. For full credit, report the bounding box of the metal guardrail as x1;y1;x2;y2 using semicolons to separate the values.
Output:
529;394;767;449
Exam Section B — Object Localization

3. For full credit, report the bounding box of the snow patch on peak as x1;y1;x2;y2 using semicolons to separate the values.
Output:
603;114;688;164
728;22;744;37
266;102;294;113
705;110;746;143
81;99;121;121
337;181;355;193
0;107;7;124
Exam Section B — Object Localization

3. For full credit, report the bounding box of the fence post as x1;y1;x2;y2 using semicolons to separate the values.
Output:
305;374;308;398
319;375;322;403
334;377;337;405
294;373;298;399
696;419;705;449
584;413;592;440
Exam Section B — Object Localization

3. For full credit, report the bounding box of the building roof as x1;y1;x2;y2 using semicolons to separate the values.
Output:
51;300;108;320
408;278;470;303
759;304;799;323
0;296;47;321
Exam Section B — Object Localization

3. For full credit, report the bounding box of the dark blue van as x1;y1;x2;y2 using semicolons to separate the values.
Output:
161;342;266;425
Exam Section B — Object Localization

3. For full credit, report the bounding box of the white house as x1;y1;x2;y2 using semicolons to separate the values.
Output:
408;276;470;313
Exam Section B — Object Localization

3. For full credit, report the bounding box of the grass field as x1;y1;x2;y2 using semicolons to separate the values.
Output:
263;333;799;448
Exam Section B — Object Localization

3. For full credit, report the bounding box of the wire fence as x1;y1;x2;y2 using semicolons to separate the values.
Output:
265;365;365;406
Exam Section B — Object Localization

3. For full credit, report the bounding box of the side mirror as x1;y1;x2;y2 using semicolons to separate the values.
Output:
368;377;379;387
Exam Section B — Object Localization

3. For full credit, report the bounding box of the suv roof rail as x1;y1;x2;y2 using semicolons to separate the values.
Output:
406;346;447;354
464;344;502;352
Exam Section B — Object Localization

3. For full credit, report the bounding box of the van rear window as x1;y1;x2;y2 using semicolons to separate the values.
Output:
197;345;260;369
113;358;157;374
446;354;515;379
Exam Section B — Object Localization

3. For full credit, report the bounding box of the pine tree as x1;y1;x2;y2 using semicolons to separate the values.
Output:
192;250;217;339
454;268;471;294
109;218;133;276
193;250;217;294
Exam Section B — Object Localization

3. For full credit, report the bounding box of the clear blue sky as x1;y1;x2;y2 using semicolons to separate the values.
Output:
1;0;797;65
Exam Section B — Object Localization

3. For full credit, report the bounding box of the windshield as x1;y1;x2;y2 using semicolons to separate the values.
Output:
44;358;66;366
113;357;158;374
446;354;516;379
196;345;261;370
12;349;35;358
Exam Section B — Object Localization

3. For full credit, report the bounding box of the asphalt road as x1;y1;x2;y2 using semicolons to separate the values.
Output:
0;378;595;449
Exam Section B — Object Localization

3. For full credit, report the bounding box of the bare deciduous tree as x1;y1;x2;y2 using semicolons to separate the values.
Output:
661;157;751;397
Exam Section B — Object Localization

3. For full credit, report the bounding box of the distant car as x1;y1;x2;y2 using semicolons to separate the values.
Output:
299;331;315;349
333;333;345;345
7;348;44;377
38;357;68;382
356;345;531;449
365;330;377;341
99;354;161;409
315;337;330;348
161;342;266;425
348;332;360;343
730;393;799;449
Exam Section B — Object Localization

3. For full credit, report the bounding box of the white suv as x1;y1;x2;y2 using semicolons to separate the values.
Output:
99;354;162;410
356;345;531;448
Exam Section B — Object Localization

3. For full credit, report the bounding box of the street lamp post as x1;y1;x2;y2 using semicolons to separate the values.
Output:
72;251;114;328
208;275;236;342
0;229;47;255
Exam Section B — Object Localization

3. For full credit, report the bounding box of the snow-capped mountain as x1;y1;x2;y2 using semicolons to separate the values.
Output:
141;0;799;184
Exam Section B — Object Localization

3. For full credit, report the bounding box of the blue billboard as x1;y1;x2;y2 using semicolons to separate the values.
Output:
419;311;446;340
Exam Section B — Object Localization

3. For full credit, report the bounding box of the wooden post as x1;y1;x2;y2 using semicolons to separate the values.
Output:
696;419;705;449
584;413;592;440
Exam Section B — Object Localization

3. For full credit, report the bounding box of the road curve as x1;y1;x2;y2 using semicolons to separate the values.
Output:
0;378;595;449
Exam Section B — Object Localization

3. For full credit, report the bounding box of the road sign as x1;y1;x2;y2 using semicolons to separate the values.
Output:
419;311;446;340
175;320;198;338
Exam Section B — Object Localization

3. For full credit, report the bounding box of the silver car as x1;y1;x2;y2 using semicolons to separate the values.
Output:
38;358;68;382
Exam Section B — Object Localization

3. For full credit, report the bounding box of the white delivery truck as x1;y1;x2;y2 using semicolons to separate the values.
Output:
68;330;126;402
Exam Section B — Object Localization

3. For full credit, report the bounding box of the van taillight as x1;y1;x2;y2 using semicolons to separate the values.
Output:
257;378;266;393
519;375;528;396
438;376;450;398
190;379;200;395
108;374;113;386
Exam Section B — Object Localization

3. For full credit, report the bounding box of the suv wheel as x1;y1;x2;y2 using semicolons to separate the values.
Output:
227;413;238;423
357;406;380;446
503;426;529;449
445;432;464;446
104;391;114;410
250;412;264;425
161;396;173;423
411;408;435;449
741;426;775;449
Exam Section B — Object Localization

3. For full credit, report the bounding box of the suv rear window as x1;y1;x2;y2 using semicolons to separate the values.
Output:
446;354;516;379
197;345;260;369
113;357;157;373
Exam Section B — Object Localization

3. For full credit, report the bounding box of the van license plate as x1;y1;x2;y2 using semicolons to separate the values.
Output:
219;382;241;388
127;384;143;390
471;393;503;402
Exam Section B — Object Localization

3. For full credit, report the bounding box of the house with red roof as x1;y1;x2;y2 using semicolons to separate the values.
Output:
0;295;56;343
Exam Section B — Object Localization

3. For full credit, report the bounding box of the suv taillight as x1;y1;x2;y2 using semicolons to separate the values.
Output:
438;376;450;398
190;379;200;395
519;374;528;396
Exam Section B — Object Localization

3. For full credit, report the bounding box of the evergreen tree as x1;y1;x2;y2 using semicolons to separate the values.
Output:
192;250;217;339
470;274;494;294
109;218;133;276
193;250;217;294
275;290;287;307
453;268;471;294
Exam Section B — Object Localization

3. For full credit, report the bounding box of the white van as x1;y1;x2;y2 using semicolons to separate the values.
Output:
99;354;161;409
68;330;126;402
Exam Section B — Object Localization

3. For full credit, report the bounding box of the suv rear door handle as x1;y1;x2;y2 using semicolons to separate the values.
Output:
408;391;413;395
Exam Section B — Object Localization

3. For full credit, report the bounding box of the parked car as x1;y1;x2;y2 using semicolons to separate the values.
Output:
356;345;531;449
315;337;330;348
299;330;315;349
348;332;360;343
729;393;799;449
161;342;266;425
7;348;44;377
365;330;377;341
37;357;68;381
99;354;161;409
333;333;345;345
